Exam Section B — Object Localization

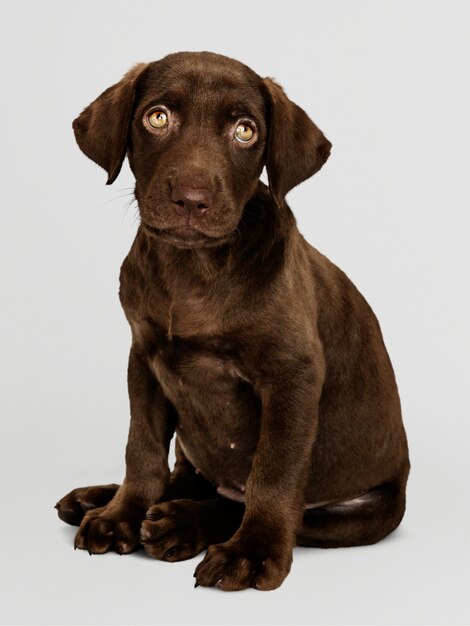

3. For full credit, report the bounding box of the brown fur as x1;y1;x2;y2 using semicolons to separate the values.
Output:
55;51;409;591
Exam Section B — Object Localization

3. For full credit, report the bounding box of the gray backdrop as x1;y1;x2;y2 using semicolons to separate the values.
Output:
1;0;469;624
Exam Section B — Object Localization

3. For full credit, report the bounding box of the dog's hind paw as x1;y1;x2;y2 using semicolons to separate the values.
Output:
140;499;206;561
55;484;120;526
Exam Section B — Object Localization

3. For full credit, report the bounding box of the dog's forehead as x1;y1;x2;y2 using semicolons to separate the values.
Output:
137;52;265;113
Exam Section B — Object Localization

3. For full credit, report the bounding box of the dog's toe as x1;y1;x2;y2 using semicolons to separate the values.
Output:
73;504;142;555
194;538;291;591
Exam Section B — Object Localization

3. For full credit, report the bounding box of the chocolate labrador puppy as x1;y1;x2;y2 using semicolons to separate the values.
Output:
55;51;409;591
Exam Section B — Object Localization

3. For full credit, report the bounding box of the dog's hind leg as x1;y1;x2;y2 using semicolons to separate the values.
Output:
55;484;120;526
141;497;245;562
140;436;246;561
297;470;408;548
162;436;219;501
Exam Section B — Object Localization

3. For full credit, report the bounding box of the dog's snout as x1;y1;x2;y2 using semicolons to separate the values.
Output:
171;185;213;218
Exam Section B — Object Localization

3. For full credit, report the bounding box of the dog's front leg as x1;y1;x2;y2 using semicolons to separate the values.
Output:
195;361;322;591
73;346;175;555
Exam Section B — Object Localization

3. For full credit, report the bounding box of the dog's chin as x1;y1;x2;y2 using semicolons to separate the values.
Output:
142;223;236;249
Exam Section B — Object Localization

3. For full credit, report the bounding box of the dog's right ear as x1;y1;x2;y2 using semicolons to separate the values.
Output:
73;63;148;184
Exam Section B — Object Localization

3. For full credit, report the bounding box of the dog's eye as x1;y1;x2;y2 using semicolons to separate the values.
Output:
235;123;254;143
147;110;168;129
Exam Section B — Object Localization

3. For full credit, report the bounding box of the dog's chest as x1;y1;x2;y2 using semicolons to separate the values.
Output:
146;331;261;488
147;330;245;388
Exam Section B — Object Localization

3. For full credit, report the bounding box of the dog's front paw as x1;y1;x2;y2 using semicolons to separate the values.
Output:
74;502;143;555
194;535;292;591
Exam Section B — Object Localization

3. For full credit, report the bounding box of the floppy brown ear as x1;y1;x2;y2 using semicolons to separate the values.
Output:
72;63;148;184
262;78;332;206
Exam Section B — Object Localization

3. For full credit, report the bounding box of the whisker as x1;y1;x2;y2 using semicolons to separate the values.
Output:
96;191;136;210
241;206;259;218
132;208;141;226
122;198;138;224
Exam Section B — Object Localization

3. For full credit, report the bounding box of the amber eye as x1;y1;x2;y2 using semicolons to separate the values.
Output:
235;123;254;143
147;110;168;129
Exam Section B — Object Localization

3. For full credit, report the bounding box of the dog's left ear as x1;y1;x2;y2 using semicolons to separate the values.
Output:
73;63;148;184
262;78;332;207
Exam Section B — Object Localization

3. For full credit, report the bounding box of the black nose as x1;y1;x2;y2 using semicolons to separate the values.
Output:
171;185;213;218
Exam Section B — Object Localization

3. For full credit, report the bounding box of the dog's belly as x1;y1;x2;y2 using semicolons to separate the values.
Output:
149;344;261;493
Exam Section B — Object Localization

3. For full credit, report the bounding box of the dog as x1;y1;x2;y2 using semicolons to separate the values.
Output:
55;51;410;591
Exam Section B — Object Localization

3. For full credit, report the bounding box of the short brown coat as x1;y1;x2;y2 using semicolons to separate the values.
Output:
56;52;409;591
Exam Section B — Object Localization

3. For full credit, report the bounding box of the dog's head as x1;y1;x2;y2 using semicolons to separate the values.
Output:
73;52;331;248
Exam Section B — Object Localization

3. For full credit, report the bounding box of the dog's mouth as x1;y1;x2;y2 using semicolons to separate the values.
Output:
142;222;236;248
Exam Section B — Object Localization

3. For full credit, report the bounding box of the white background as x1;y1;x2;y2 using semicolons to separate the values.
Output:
1;1;469;624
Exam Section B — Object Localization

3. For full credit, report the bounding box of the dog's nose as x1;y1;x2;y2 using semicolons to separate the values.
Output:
171;185;213;218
